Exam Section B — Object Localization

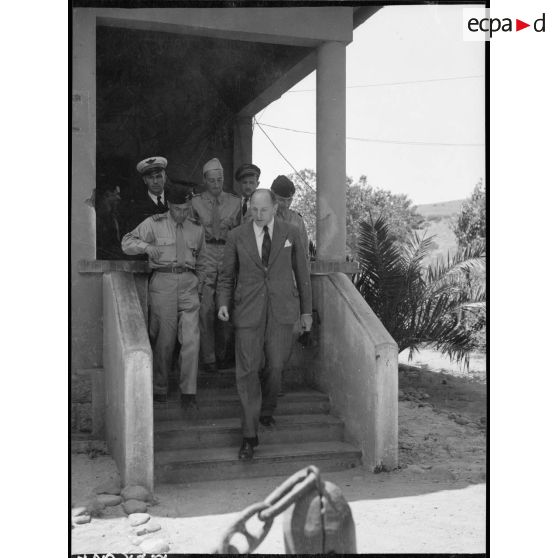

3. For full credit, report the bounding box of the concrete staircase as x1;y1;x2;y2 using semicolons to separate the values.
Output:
154;369;362;483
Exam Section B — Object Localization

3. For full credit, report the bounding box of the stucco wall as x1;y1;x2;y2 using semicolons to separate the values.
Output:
312;273;399;471
103;272;154;491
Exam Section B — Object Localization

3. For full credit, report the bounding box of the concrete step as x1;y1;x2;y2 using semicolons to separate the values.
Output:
155;441;361;483
154;389;330;422
154;414;344;451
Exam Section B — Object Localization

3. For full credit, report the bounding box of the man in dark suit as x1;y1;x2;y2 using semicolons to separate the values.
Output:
216;189;313;460
126;156;170;232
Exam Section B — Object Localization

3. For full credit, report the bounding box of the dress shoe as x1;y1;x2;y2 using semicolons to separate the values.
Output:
259;416;276;427
153;393;167;403
238;437;258;460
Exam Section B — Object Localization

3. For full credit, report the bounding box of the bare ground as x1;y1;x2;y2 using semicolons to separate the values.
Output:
71;353;486;554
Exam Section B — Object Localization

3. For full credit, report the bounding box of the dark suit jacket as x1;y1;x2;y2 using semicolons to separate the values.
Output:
217;219;312;327
125;191;168;233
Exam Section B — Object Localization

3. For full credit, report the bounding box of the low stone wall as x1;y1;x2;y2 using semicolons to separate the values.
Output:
103;271;154;491
311;272;399;471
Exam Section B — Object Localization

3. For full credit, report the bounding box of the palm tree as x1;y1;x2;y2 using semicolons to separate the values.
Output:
354;216;486;366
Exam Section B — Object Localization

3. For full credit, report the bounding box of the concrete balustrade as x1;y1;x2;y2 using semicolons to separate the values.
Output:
311;272;399;471
103;272;154;491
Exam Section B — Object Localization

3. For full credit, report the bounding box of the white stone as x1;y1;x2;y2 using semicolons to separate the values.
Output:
128;512;151;526
136;521;162;536
122;484;152;502
139;538;170;553
73;514;91;525
97;494;122;507
93;479;121;495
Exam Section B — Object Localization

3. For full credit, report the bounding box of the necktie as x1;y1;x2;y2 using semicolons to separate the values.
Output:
242;197;248;216
157;195;166;212
211;198;220;240
262;225;271;267
176;223;186;265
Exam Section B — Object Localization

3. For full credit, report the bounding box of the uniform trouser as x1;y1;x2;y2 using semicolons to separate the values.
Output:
148;271;200;395
200;257;234;364
235;306;294;438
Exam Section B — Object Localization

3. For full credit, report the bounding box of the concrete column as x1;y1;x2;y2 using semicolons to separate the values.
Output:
72;9;102;371
316;41;346;263
233;116;253;194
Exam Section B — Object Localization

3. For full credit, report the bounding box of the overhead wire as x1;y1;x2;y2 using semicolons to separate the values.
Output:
254;118;316;193
257;122;484;147
286;74;485;93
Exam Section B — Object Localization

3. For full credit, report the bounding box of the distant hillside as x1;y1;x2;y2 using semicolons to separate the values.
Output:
415;199;465;267
415;199;464;218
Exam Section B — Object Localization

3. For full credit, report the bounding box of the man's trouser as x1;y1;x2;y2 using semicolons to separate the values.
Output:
199;244;234;365
235;305;293;438
149;270;200;395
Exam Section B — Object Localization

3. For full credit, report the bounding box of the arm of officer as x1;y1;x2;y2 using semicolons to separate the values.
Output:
121;218;161;259
216;230;238;321
291;227;313;331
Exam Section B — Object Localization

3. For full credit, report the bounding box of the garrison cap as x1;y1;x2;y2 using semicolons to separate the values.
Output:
235;163;261;182
202;158;223;175
136;156;167;175
270;175;296;198
166;182;194;205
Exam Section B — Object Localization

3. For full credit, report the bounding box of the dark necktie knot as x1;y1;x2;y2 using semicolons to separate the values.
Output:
156;195;166;211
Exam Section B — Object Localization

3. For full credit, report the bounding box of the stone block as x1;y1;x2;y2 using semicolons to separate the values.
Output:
122;499;148;514
122;484;152;502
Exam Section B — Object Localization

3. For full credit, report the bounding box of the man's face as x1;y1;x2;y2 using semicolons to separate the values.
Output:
240;175;259;198
169;201;191;224
204;170;224;197
143;170;166;196
250;191;277;228
275;193;293;213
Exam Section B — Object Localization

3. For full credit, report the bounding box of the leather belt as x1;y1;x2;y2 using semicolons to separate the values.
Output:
154;265;194;274
206;238;226;245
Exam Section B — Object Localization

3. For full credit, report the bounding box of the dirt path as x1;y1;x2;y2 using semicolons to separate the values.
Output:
72;358;486;554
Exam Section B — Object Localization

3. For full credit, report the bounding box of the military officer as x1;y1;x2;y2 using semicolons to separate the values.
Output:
234;163;261;222
121;182;209;410
270;175;309;258
192;158;241;372
126;156;170;232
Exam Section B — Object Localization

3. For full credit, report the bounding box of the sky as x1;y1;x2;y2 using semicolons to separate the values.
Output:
253;5;485;205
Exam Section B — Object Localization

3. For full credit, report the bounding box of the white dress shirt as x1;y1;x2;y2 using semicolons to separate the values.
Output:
253;218;275;259
148;191;165;205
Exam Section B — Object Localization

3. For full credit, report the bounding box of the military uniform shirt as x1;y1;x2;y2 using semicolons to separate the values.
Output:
121;213;210;280
192;191;241;242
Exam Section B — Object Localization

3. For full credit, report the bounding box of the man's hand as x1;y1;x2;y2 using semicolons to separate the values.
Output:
300;313;313;332
145;244;162;260
152;212;167;221
217;306;230;322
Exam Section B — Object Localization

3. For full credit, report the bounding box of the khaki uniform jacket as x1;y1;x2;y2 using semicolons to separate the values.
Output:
191;191;241;243
121;213;210;284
